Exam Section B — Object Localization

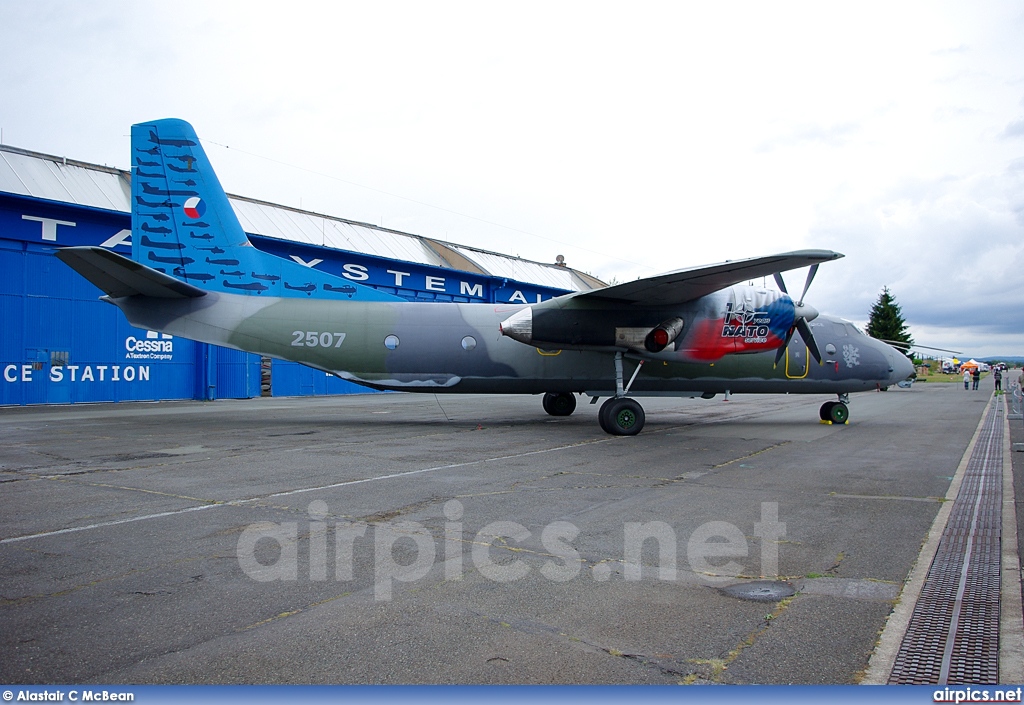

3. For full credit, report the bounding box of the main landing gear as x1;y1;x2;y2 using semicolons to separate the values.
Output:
598;396;645;435
819;394;850;424
542;392;577;416
541;353;649;436
598;352;648;436
542;390;645;435
596;352;648;435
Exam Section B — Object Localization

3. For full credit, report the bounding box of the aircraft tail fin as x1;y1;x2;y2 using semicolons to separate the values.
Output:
130;119;399;301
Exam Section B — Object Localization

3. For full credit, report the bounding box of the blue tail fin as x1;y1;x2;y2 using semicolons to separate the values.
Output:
131;118;399;301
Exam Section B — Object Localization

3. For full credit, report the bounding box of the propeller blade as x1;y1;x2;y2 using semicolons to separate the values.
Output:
774;328;795;367
773;272;789;295
796;318;822;364
798;264;819;305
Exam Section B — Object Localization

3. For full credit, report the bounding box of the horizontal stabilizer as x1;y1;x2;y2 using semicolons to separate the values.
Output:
56;246;207;299
578;250;843;306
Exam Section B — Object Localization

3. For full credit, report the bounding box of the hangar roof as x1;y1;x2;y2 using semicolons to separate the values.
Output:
0;144;605;291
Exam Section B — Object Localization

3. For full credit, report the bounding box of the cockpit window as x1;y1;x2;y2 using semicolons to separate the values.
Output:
835;318;866;336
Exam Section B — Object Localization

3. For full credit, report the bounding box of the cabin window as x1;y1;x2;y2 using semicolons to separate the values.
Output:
461;336;477;351
384;335;400;350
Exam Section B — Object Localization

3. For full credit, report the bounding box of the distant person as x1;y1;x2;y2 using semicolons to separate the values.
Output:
993;368;1002;391
972;367;981;390
963;368;971;390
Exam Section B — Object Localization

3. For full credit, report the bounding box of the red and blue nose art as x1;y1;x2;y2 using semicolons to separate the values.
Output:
183;196;206;220
683;290;796;361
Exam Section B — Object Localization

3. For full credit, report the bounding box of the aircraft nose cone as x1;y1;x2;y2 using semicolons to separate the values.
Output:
897;352;913;379
893;352;915;382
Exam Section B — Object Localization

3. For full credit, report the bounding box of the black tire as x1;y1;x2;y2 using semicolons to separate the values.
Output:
599;397;645;436
542;392;576;417
819;402;835;421
828;402;849;424
598;398;615;434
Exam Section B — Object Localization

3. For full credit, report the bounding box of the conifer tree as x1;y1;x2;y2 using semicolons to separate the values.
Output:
867;286;913;356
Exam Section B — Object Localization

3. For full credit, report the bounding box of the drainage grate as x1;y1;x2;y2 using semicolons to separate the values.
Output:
888;399;1003;684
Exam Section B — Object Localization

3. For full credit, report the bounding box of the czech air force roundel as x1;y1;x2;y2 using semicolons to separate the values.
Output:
183;196;206;219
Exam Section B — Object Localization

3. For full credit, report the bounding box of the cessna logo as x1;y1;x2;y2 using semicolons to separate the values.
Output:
722;302;771;342
125;331;174;360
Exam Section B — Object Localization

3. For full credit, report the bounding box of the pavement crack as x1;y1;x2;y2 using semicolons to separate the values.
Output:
602;647;694;679
710;441;790;469
688;594;798;682
240;591;354;631
47;476;223;505
825;551;847;576
0;554;219;608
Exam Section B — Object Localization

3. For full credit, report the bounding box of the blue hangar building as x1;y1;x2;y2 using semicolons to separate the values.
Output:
0;143;604;406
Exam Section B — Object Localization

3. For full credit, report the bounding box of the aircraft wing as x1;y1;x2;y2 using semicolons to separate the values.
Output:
575;250;843;305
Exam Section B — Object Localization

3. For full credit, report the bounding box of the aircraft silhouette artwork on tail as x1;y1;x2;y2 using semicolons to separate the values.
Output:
136;196;175;208
56;118;915;435
324;283;357;297
141;182;199;198
147;251;193;266
140;235;184;250
284;282;317;295
147;128;196;148
173;268;216;283
223;281;269;293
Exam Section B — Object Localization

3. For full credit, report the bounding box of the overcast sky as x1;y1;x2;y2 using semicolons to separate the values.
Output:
2;1;1023;357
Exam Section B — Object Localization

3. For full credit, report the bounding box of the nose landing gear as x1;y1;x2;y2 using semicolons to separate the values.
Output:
820;393;850;424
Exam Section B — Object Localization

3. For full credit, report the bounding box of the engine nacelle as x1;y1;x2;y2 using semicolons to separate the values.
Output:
644;317;685;353
500;306;686;355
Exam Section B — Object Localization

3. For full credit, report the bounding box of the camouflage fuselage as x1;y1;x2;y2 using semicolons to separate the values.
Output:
112;285;913;396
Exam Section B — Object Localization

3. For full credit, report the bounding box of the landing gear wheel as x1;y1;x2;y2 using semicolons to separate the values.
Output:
828;402;849;424
542;392;577;416
599;397;645;436
819;401;835;421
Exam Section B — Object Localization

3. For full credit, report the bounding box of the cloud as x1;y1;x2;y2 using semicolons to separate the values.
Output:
806;166;1024;354
931;44;971;56
2;0;1024;360
755;122;862;153
1001;118;1024;138
933;106;982;121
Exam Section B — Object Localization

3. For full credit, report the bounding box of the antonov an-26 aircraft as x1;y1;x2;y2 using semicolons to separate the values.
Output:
57;119;915;435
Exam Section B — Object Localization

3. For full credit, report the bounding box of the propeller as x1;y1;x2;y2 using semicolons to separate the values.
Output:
773;264;822;367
